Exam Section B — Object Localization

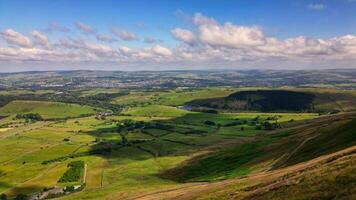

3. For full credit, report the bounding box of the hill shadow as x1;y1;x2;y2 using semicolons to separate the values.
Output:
187;90;316;112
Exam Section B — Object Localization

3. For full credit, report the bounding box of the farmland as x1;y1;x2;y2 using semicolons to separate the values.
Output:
0;100;95;119
0;84;355;200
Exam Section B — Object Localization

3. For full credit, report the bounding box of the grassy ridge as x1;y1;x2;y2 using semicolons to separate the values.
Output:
125;105;190;117
0;100;95;119
277;119;356;167
161;114;356;183
113;88;236;106
186;88;356;113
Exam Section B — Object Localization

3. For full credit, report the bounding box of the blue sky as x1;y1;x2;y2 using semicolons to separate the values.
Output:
0;0;356;71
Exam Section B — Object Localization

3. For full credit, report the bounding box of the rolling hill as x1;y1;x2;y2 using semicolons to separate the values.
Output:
0;100;95;119
124;105;191;118
187;89;356;113
136;112;356;199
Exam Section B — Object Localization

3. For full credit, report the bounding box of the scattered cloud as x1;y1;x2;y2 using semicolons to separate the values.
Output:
171;28;195;43
193;13;218;26
75;22;95;34
0;29;32;48
198;24;265;48
111;28;138;41
44;22;70;33
96;34;116;43
151;45;172;57
31;30;51;48
307;3;326;10
1;13;356;69
58;37;114;55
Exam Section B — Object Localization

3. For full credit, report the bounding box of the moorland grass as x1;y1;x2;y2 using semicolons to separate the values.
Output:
0;100;95;119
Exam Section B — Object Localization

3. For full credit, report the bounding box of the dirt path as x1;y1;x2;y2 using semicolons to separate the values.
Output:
83;163;87;184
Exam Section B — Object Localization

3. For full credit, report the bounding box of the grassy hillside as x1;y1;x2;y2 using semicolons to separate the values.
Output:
112;92;160;106
112;88;236;107
187;90;315;112
273;118;356;168
124;105;191;117
156;88;236;106
187;88;356;113
139;146;356;200
161;113;356;183
0;100;95;119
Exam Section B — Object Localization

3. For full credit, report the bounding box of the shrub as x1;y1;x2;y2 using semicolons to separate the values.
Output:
58;161;85;183
14;194;28;200
0;194;7;200
64;185;75;192
223;121;241;127
204;120;216;126
16;113;43;121
262;121;281;130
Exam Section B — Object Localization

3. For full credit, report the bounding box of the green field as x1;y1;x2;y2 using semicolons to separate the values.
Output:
0;100;95;119
0;87;355;199
124;105;190;117
113;88;236;106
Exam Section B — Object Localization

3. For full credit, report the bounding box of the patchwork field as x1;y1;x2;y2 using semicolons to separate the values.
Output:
0;87;355;200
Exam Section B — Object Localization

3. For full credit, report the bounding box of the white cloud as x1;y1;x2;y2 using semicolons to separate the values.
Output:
1;14;356;70
111;28;138;41
198;23;265;48
307;3;326;10
31;30;51;48
151;45;172;57
0;29;32;48
171;28;195;43
75;22;95;34
193;13;218;26
58;38;114;55
96;34;116;43
119;46;132;54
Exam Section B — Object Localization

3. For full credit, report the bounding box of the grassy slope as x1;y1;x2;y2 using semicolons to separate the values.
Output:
139;146;356;200
185;88;356;113
161;113;356;182
275;119;356;168
132;113;356;200
0;100;95;119
112;92;159;105
124;105;190;117
157;88;236;106
113;88;236;106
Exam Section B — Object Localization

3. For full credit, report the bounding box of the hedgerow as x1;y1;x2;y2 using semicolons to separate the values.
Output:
58;161;84;183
